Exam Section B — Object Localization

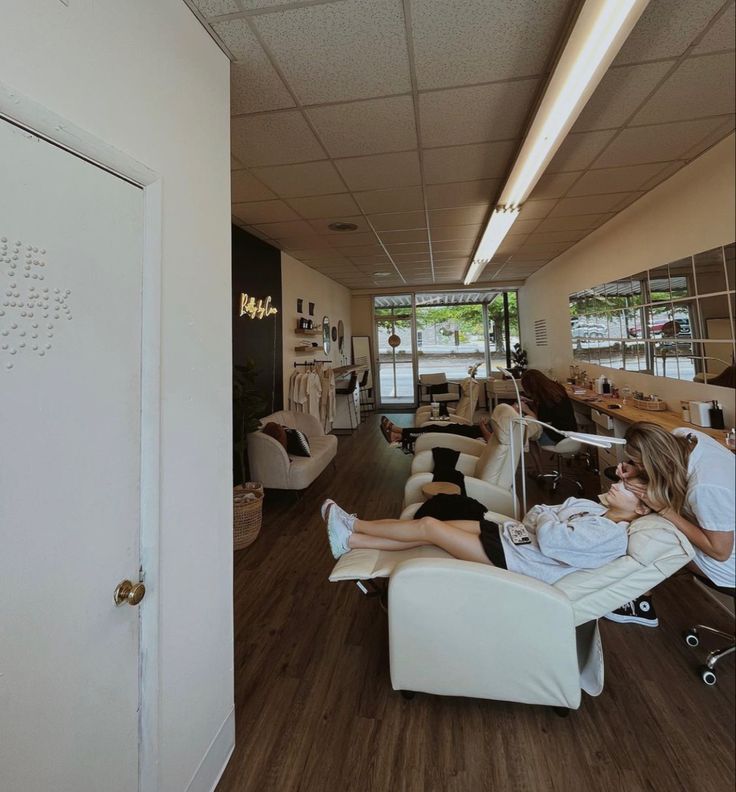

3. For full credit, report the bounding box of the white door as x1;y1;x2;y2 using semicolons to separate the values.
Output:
0;119;144;791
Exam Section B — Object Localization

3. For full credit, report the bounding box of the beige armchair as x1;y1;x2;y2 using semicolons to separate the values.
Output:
403;403;522;515
247;410;337;491
330;513;695;710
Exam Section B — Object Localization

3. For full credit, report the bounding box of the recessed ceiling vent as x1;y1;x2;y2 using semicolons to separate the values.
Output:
328;222;358;232
534;319;548;347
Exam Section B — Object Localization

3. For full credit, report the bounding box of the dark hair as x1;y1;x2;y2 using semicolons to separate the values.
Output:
520;369;567;406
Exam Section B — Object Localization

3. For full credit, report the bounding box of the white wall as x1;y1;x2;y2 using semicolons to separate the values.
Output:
282;253;352;404
0;3;233;791
520;135;736;426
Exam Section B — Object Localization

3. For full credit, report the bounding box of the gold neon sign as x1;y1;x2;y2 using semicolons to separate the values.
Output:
240;293;278;320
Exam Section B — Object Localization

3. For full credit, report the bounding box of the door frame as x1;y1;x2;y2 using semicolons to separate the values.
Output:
0;81;162;792
372;294;419;408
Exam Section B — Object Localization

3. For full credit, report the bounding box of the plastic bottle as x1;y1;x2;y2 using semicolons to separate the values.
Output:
726;428;736;450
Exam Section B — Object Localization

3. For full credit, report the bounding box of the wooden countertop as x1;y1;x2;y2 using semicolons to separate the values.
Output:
333;364;367;376
566;385;731;448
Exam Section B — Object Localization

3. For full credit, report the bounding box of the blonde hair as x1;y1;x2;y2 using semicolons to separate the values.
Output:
624;422;692;513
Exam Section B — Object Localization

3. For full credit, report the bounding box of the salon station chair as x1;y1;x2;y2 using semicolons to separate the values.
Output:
415;377;480;426
329;509;695;711
683;576;735;686
418;373;460;408
404;403;521;515
334;371;359;431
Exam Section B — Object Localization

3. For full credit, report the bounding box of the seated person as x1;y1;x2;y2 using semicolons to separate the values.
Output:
322;479;652;585
380;415;493;451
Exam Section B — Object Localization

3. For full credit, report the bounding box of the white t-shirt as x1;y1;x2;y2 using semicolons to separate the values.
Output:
673;428;735;588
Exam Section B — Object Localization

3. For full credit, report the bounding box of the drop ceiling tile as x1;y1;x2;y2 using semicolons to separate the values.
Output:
253;219;315;239
611;192;645;213
511;218;542;234
434;251;471;261
518;200;557;220
429;205;489;227
230;62;295;114
546;130;617;173
419;79;539;147
308;216;372;235
231;112;325;166
212;20;295;113
382;242;430;254
536;214;611;232
693;3;736;53
425;179;501;209
633;53;736;126
430;225;482;242
368;211;427;232
231;169;278;202
566;162;671;196
680;116;735;159
410;0;570;88
286;193;360;220
286;249;351;261
638;161;685;191
274;235;336;250
431;240;474;253
344;247;390;258
573;61;674;132
529;171;582;200
548;193;636;217
393;253;431;263
326;232;380;248
306;96;417;158
423;140;517;184
378;229;429;244
335;151;422;191
592;117;727;167
614;0;726;65
191;0;239;17
232;200;301;224
353;186;425;214
252;0;411;104
250;161;346;197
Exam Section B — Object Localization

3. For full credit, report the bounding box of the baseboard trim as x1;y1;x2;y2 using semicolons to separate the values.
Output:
185;708;235;792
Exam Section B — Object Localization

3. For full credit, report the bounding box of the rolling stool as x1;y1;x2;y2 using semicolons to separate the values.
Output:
683;577;735;686
335;371;359;429
358;369;373;421
538;437;584;493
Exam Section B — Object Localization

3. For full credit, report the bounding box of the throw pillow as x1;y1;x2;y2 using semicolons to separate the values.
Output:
262;422;287;450
284;427;311;457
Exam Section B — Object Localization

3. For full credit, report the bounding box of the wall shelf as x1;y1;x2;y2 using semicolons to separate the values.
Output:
295;328;321;335
294;347;319;353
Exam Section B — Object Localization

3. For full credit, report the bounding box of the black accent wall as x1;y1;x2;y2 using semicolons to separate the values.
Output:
232;225;283;415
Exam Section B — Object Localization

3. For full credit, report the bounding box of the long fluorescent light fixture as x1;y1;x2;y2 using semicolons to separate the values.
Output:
463;207;520;285
464;0;648;284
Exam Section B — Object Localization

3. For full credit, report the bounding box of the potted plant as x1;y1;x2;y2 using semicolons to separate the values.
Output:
232;359;267;550
509;343;529;379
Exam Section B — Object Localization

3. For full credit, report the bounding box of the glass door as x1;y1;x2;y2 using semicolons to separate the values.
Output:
374;297;416;406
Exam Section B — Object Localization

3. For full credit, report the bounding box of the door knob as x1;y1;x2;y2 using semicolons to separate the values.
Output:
114;579;146;607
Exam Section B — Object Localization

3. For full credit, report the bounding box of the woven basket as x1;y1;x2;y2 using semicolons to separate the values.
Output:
233;482;264;550
632;397;668;412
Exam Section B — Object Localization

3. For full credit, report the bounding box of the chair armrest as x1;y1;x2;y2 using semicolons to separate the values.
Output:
403;472;432;509
414;434;485;456
292;412;325;437
410;450;478;476
247;432;291;488
388;558;581;707
464;478;518;517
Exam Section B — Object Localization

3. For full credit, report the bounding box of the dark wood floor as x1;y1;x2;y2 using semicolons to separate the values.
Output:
217;413;735;792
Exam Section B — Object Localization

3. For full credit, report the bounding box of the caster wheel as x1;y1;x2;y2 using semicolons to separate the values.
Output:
699;666;717;686
684;629;700;647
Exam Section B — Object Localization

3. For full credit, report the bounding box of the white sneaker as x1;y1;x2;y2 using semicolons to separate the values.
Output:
324;501;356;558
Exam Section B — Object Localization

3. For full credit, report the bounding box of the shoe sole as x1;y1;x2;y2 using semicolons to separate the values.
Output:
603;614;659;627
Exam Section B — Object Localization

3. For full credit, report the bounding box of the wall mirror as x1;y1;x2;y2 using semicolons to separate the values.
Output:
337;320;345;353
569;242;735;387
352;335;373;392
322;315;331;355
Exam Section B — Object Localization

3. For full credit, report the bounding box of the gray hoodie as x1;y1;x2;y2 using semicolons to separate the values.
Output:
494;497;629;585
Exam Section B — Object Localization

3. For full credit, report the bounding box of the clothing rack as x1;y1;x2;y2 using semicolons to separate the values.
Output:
293;360;331;367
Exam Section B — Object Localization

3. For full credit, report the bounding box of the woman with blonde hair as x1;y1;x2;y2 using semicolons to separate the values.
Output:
606;421;735;627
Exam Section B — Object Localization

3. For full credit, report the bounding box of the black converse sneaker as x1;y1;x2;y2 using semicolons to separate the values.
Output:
604;595;659;627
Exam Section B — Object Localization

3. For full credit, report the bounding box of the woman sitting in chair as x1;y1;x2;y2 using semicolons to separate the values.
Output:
322;478;654;585
519;369;578;477
380;415;493;450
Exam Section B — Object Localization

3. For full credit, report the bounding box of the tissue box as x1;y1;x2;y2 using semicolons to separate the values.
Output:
689;401;712;427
